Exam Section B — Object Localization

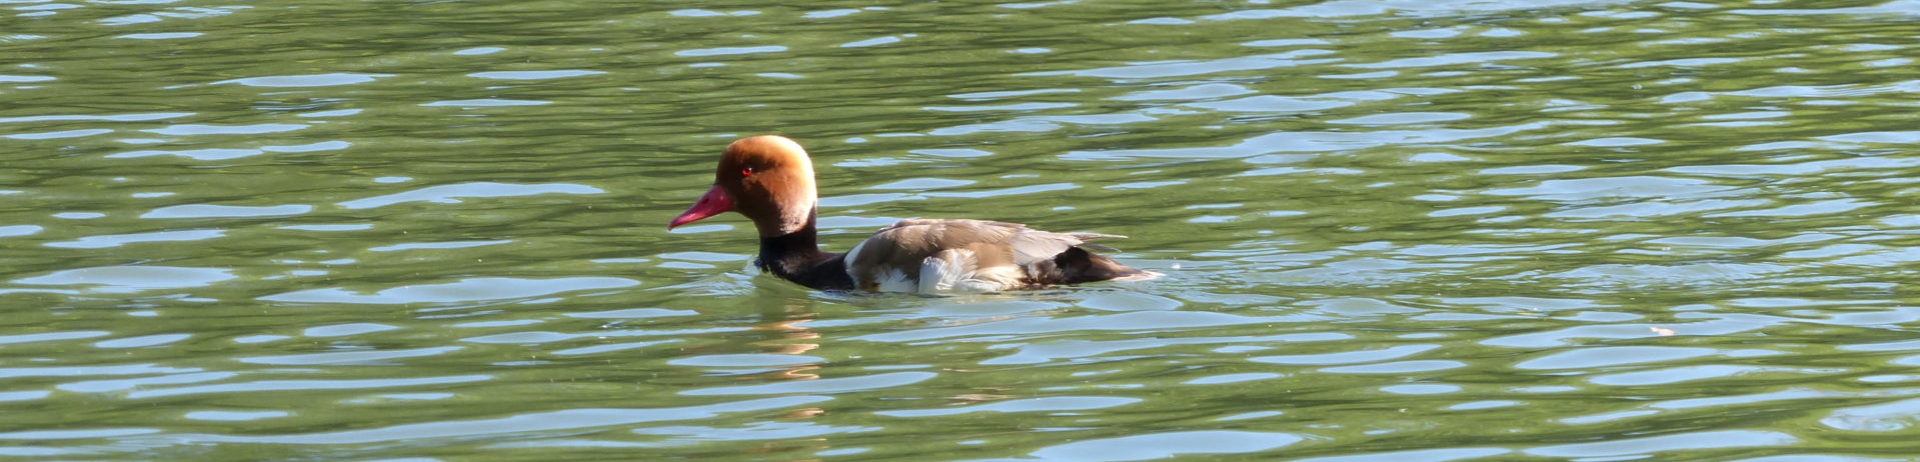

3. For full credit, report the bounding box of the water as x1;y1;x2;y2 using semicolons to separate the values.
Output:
5;0;1920;459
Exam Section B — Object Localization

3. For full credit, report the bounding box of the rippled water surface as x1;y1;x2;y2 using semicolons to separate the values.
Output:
8;0;1920;459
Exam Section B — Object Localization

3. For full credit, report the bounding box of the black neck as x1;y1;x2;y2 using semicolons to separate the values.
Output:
759;220;824;265
755;210;853;290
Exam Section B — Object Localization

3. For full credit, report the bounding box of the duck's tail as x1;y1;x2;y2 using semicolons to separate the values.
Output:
1052;247;1154;284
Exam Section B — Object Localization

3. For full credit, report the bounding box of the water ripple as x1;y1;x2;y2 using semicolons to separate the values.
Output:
682;372;936;396
183;396;830;445
261;277;639;305
212;73;390;87
13;266;234;292
337;182;603;209
1021;430;1304;461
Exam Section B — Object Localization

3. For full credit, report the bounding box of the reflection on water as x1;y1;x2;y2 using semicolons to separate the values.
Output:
7;0;1920;459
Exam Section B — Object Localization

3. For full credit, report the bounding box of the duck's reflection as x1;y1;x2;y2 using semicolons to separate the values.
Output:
750;298;829;459
753;299;821;381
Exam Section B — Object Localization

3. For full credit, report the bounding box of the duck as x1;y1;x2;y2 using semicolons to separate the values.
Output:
667;135;1153;293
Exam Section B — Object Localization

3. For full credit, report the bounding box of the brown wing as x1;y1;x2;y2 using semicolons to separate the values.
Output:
845;219;1128;290
848;219;1017;278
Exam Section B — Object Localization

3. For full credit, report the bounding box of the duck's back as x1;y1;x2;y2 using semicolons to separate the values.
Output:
843;219;1149;292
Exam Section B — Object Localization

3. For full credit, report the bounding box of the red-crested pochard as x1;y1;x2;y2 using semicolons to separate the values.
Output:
668;135;1153;293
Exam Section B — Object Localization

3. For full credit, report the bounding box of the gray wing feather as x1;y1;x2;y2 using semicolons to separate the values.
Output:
1066;232;1125;252
1008;229;1127;264
867;218;1127;266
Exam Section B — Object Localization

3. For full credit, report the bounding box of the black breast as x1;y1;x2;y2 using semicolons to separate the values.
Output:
758;253;854;291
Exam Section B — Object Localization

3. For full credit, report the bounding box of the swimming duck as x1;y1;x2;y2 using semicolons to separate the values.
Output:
668;135;1151;292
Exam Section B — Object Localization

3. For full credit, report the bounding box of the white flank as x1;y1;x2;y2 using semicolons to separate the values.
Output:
918;249;1013;293
875;268;916;292
918;249;975;293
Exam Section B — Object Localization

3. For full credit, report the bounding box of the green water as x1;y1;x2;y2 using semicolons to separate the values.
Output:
7;0;1920;459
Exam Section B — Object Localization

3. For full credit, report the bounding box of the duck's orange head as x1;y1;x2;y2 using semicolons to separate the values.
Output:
669;135;819;237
